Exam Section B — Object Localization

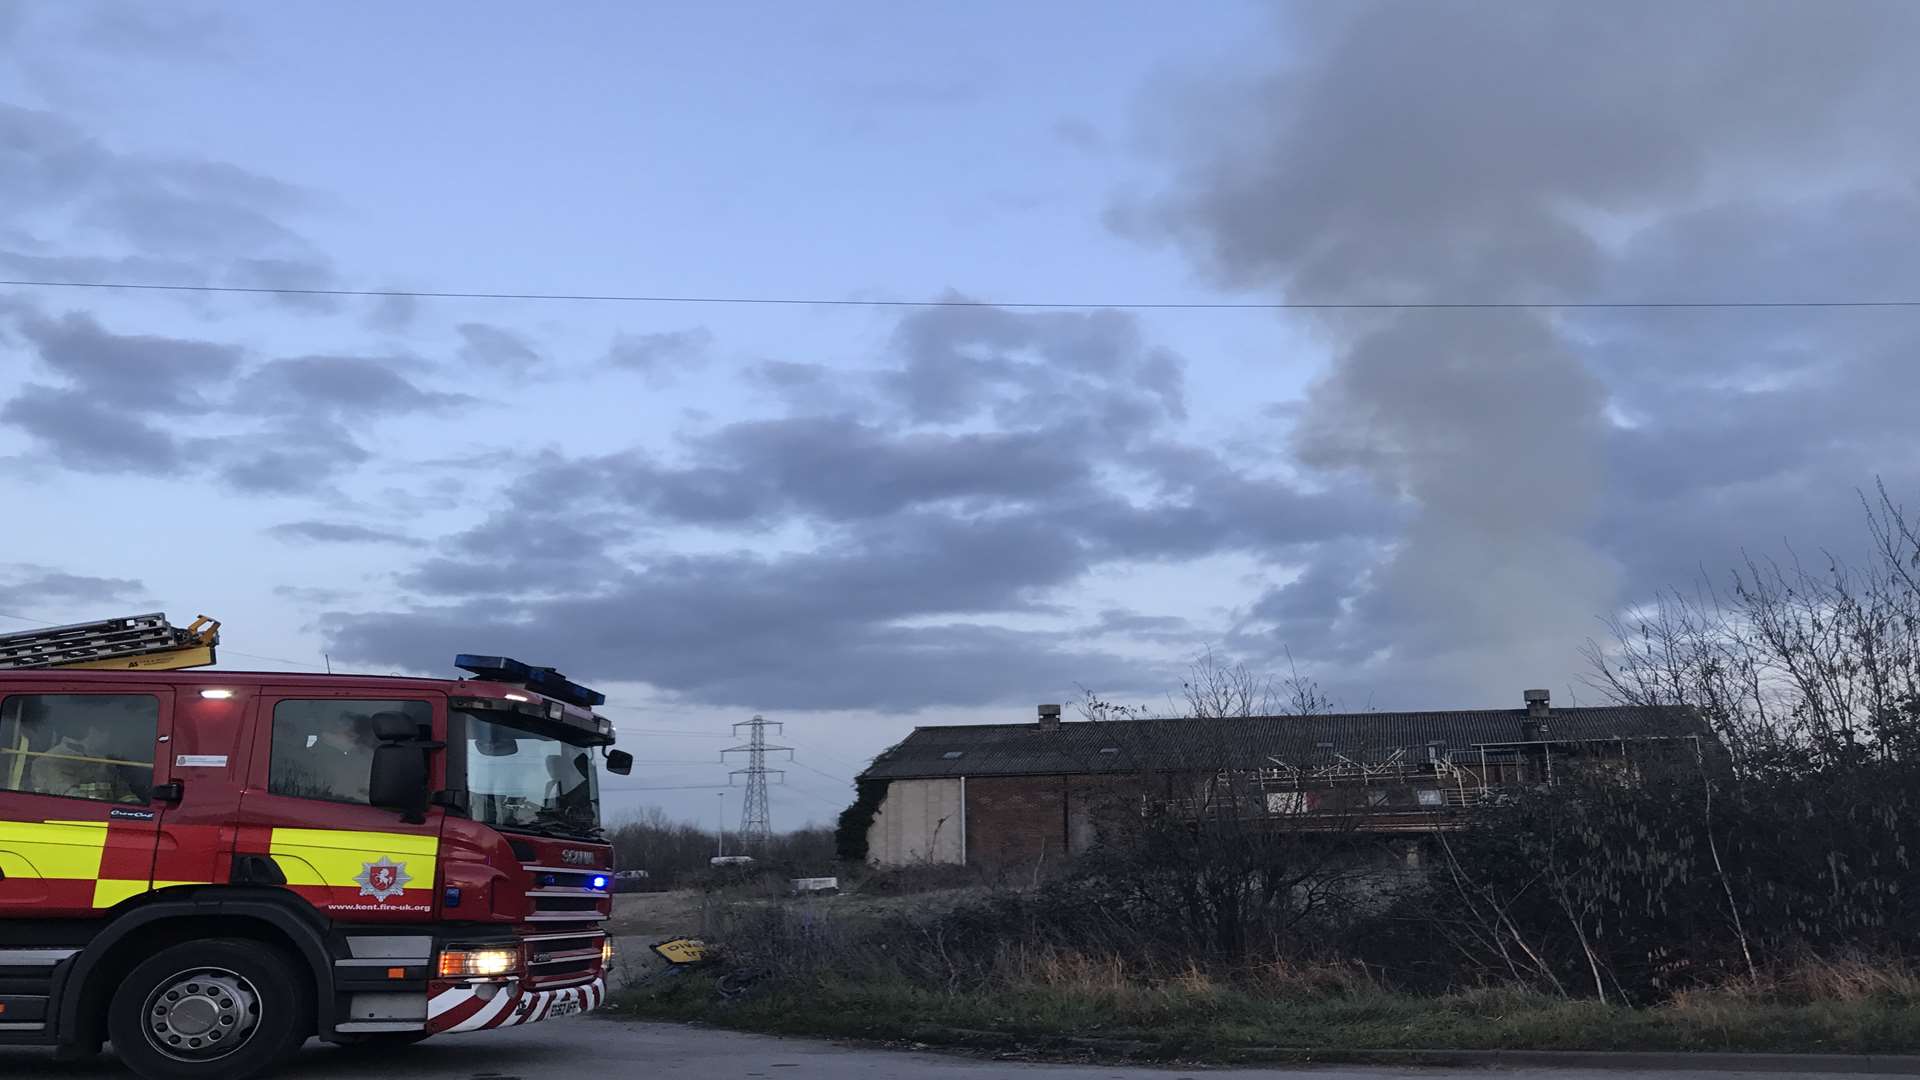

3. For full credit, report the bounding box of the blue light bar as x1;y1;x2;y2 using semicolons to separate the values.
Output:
454;654;606;708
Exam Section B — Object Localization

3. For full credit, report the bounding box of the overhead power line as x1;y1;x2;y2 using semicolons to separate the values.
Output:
789;759;852;785
601;783;735;792
781;738;870;774
8;277;1920;311
779;785;851;810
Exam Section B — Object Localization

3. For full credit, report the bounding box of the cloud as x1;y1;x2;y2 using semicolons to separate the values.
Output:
322;302;1389;710
365;291;418;333
239;356;468;416
745;360;865;413
327;510;1156;710
78;4;230;60
268;521;425;547
217;419;370;495
1088;609;1194;643
83;188;306;258
0;99;329;315
0;249;211;285
273;584;352;606
884;301;1185;427
0;306;467;490
0;564;144;611
224;257;341;312
604;326;712;378
456;323;541;372
18;311;241;413
398;515;625;597
0;384;187;473
0;102;112;207
619;419;1096;526
1052;118;1106;155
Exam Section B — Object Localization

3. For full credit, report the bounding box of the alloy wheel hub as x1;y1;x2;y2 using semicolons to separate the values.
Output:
143;968;260;1061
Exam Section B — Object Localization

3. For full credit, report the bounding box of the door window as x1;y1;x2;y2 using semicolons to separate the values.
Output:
0;694;158;804
268;699;429;804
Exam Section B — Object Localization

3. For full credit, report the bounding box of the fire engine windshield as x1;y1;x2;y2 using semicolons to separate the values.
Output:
458;709;602;838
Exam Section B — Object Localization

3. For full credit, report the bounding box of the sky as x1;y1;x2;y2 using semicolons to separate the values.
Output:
4;2;1919;828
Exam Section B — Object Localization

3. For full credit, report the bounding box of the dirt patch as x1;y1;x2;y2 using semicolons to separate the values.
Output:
607;890;710;940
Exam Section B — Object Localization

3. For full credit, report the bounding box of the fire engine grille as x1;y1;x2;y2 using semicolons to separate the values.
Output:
522;927;606;987
520;867;609;918
518;863;608;989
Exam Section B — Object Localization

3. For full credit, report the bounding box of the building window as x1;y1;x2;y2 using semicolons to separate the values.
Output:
270;699;430;804
1267;791;1308;815
0;694;157;804
941;751;965;760
1366;789;1390;807
1417;789;1445;807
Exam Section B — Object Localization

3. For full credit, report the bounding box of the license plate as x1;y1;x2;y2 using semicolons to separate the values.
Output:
547;997;580;1018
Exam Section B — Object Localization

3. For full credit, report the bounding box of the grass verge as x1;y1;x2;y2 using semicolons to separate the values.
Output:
613;974;1920;1062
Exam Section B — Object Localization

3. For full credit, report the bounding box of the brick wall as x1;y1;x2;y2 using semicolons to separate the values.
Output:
963;774;1132;871
963;775;1068;871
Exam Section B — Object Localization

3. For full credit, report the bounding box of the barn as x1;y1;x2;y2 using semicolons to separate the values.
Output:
855;690;1713;869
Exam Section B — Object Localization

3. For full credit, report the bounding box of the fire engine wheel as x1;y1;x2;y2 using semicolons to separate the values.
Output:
107;939;312;1080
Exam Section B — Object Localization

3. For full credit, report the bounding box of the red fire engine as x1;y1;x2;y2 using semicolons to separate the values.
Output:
0;615;633;1078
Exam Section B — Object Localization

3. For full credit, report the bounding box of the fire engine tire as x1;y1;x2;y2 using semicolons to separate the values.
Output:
106;938;313;1080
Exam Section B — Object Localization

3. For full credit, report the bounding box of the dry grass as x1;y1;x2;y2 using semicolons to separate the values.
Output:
1667;953;1920;1018
615;905;1920;1060
1767;953;1920;1002
621;964;1920;1060
994;942;1378;1000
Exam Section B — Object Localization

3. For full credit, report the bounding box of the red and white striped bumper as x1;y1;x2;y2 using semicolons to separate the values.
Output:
427;977;607;1032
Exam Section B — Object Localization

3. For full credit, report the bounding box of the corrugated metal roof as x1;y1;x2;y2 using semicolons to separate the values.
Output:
859;706;1709;781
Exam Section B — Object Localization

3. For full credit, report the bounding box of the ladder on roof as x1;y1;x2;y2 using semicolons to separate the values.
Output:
0;613;221;671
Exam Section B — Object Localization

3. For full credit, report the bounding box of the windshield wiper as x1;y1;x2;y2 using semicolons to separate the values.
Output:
530;804;602;838
497;818;570;839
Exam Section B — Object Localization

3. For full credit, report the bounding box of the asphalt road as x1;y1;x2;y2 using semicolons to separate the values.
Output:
0;1019;1901;1079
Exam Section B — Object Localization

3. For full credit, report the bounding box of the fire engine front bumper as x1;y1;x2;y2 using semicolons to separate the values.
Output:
425;976;607;1032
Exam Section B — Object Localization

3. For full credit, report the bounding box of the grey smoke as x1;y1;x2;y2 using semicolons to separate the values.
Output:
1135;0;1920;700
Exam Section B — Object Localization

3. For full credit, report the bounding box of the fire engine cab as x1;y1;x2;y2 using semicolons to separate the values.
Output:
0;615;633;1079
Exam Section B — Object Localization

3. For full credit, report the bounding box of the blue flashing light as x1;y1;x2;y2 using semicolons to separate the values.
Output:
455;654;606;708
590;875;609;890
444;886;462;909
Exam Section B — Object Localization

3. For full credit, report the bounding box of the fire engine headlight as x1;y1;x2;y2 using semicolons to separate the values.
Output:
438;947;519;979
601;938;615;967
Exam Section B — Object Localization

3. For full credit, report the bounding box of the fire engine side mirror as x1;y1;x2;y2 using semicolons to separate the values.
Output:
606;749;634;776
370;743;430;824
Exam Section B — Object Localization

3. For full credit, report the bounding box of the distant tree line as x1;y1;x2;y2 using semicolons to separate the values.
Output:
607;805;836;889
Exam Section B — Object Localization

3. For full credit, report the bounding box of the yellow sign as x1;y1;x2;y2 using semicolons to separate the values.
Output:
653;937;707;965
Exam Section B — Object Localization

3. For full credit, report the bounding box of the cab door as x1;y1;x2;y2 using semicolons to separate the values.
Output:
235;689;446;922
0;682;173;917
